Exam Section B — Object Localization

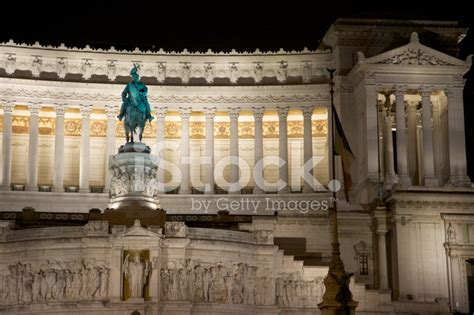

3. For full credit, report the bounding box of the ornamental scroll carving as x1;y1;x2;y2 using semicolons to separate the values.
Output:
0;259;109;305
379;48;451;66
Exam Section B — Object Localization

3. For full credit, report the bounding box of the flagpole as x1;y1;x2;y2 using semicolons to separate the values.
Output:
318;69;358;315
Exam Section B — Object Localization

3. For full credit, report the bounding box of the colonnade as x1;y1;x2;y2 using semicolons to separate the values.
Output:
0;103;320;194
377;85;469;188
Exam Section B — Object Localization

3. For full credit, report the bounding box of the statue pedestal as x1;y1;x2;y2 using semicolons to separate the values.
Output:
106;144;165;227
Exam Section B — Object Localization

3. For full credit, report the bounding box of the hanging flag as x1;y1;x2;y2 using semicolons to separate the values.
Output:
332;105;355;202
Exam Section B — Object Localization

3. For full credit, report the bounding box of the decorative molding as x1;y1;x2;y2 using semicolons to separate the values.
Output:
4;114;328;139
394;200;474;210
367;32;465;67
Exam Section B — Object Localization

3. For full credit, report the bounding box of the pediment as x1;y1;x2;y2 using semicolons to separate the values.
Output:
116;219;162;239
366;32;465;67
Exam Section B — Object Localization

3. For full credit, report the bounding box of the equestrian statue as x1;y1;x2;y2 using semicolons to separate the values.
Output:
118;65;154;143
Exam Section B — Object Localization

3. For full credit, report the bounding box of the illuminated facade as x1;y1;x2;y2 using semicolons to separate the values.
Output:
0;19;473;314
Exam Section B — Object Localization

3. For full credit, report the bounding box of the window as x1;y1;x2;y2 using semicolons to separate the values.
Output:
359;255;368;275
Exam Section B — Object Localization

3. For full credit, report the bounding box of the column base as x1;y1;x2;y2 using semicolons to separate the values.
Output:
0;185;12;191
424;176;439;187
397;174;412;188
79;188;91;193
318;300;358;315
52;186;65;192
448;175;472;187
384;174;398;190
179;189;190;194
25;186;38;192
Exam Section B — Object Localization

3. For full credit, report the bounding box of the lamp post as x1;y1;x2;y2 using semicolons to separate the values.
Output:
318;69;358;315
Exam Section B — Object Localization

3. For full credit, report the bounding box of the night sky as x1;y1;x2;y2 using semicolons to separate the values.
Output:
0;1;473;179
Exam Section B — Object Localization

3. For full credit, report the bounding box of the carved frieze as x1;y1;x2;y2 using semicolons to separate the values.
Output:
0;260;110;305
164;221;186;237
3;113;328;139
378;48;451;66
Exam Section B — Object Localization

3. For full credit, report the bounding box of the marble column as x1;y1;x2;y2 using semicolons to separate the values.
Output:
228;107;240;194
302;105;314;193
204;107;216;194
377;100;385;178
406;101;419;184
432;101;441;184
420;87;439;187
253;106;265;194
79;104;92;193
446;87;471;185
277;106;290;193
155;106;167;193
365;84;379;181
26;102;41;191
374;208;389;291
394;87;412;187
52;104;66;192
179;107;192;194
1;102;14;190
103;105;116;193
377;230;389;290
384;114;397;188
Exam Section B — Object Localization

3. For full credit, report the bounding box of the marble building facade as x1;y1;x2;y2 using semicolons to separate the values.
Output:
0;18;473;314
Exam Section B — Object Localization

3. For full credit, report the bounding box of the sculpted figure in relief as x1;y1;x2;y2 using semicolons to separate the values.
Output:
254;63;263;83
31;57;42;77
107;61;117;81
157;62;166;83
57;58;67;79
5;54;16;74
229;63;238;83
276;61;288;82
302;62;311;83
181;63;191;84
123;253;151;299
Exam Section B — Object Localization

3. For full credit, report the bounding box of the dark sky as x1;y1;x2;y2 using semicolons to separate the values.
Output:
0;1;471;52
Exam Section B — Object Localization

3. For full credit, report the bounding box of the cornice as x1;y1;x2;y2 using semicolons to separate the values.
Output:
393;199;474;210
0;39;331;56
0;41;334;86
0;79;330;108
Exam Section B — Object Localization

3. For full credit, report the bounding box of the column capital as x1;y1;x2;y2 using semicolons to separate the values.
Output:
2;101;15;114
406;100;419;111
179;107;192;119
104;105;117;118
384;114;394;124
419;86;434;98
394;85;408;97
444;87;454;99
204;107;217;119
154;106;168;119
79;104;92;117
301;105;314;118
277;106;289;118
28;102;41;115
228;107;240;120
54;104;66;116
252;106;265;119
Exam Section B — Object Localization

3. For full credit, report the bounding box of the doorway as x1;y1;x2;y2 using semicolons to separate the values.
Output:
466;259;474;313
